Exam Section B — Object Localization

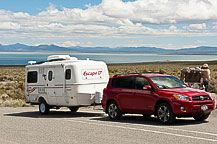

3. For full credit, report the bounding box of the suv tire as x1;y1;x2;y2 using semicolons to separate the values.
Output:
107;101;122;120
193;113;210;121
157;103;175;124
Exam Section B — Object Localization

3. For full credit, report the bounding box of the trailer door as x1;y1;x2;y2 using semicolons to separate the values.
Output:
55;66;67;105
46;68;57;105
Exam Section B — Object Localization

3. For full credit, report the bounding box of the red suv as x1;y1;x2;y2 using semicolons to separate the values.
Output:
102;73;215;124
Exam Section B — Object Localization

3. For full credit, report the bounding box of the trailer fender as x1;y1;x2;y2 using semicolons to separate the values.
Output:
38;97;48;104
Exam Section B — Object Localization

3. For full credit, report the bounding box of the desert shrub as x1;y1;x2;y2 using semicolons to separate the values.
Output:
17;82;25;90
209;85;217;93
0;76;7;81
141;68;149;73
159;69;167;74
5;87;13;90
0;99;29;107
0;89;6;94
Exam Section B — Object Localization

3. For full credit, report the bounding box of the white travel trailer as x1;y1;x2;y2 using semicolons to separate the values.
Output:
25;55;109;114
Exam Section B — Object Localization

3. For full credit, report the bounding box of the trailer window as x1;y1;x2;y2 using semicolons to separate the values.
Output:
27;71;38;83
65;69;71;80
48;71;53;81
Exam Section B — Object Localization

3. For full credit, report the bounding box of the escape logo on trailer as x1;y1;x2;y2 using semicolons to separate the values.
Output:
82;69;103;80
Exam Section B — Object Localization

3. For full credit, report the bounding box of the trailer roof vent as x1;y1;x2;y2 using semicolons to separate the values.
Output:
47;55;72;61
28;61;37;65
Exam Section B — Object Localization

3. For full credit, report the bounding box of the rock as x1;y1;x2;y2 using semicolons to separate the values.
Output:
3;100;11;107
0;94;9;100
211;93;217;109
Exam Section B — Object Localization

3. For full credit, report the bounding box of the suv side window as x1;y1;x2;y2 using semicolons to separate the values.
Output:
112;76;134;89
112;78;121;88
135;77;150;90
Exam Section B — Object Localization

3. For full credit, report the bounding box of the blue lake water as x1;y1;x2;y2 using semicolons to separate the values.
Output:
0;53;217;65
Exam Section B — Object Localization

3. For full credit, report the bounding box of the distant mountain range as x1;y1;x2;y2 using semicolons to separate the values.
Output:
0;43;217;55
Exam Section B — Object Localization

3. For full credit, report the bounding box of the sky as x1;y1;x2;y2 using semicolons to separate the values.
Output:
0;0;217;49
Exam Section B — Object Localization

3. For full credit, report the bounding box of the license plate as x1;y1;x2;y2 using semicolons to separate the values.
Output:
201;105;208;111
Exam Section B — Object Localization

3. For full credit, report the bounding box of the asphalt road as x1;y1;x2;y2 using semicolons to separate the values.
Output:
0;107;217;144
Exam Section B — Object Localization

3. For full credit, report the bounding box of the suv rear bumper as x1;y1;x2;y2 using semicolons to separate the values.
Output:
172;100;215;116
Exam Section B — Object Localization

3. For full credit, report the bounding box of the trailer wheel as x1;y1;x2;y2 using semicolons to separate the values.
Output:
39;101;50;115
69;106;79;112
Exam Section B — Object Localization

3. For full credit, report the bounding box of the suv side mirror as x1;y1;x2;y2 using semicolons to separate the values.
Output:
184;83;189;87
143;85;152;90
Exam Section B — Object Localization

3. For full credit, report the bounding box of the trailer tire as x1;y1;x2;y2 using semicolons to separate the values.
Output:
39;100;50;115
69;106;79;112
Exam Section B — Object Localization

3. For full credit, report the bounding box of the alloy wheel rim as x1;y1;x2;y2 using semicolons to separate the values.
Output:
108;104;118;118
158;106;170;122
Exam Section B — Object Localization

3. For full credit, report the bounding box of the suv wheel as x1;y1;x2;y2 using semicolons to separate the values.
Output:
107;101;122;120
39;100;50;115
193;113;210;121
157;103;175;124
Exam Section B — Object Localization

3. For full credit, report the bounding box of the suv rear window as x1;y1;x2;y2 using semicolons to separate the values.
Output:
112;76;134;89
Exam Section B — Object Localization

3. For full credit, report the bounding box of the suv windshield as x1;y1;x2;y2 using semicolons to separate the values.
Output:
149;76;186;89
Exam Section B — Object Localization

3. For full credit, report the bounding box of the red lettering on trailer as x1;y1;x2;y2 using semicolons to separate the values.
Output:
83;70;103;76
98;71;102;75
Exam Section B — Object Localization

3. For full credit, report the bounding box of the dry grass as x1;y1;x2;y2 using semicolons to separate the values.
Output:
0;66;26;107
0;66;25;100
0;60;217;107
0;98;29;107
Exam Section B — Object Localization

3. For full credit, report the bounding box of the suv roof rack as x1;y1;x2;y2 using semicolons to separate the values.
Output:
113;72;165;77
113;73;142;77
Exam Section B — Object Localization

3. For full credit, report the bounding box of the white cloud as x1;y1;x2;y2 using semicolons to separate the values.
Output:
213;24;217;29
189;23;207;30
0;0;217;42
13;12;30;18
181;45;199;49
169;26;177;31
0;22;20;30
99;0;217;24
55;41;81;47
